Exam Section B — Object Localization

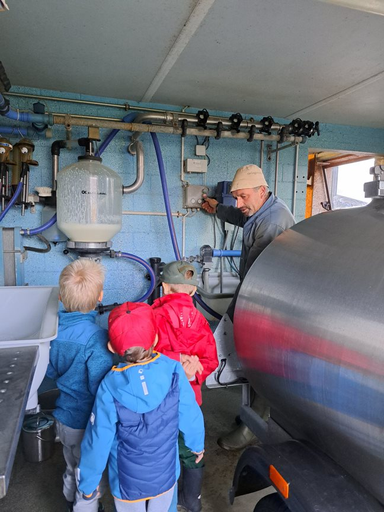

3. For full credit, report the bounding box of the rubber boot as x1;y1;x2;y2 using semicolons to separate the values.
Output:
178;467;204;512
217;421;257;451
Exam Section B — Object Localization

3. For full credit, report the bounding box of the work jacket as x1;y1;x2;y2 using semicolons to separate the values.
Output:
217;192;295;280
152;293;219;405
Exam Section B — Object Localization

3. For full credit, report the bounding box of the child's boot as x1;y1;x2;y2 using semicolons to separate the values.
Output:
178;467;204;512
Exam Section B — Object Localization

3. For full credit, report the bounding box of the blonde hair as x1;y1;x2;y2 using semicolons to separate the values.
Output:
59;259;105;313
123;345;154;363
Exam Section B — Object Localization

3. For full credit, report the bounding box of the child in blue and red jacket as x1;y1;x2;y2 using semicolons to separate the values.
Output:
152;261;219;512
46;259;113;512
77;302;205;512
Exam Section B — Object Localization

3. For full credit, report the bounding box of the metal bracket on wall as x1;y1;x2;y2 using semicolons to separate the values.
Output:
267;142;299;161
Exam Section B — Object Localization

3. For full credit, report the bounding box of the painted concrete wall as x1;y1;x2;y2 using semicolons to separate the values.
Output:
1;87;384;304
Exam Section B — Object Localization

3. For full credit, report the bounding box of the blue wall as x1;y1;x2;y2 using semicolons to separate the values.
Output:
1;86;383;304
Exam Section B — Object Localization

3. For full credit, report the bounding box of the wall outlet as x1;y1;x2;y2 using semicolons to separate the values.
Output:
185;158;208;173
183;184;209;209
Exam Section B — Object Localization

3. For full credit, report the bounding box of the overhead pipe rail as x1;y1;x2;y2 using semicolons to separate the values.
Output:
52;114;314;145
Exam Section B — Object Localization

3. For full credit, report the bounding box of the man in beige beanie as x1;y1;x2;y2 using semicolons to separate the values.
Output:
202;164;295;450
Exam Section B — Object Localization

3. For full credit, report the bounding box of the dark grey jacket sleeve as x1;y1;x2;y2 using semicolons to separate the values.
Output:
243;221;286;276
216;204;247;227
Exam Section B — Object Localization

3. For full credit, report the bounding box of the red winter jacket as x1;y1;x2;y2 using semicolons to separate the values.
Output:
152;293;219;405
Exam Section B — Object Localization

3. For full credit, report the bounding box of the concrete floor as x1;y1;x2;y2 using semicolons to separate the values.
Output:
0;386;274;512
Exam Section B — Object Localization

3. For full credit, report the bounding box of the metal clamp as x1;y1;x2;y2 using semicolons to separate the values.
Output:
181;119;188;138
215;121;223;140
196;109;209;129
247;125;257;142
259;116;274;135
229;113;243;133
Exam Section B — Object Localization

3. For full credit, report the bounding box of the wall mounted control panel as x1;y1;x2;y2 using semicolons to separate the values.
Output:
183;184;209;209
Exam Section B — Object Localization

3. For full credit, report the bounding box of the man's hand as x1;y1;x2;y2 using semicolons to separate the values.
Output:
201;194;218;214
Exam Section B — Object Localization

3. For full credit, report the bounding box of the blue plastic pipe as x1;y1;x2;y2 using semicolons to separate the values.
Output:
150;133;181;260
20;214;57;235
0;126;29;136
97;112;137;156
150;133;222;320
0;93;53;125
213;249;241;258
118;252;156;302
0;181;23;222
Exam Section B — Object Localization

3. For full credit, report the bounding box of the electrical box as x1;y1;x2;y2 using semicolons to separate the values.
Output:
195;145;206;157
216;181;236;207
183;184;209;209
185;158;208;173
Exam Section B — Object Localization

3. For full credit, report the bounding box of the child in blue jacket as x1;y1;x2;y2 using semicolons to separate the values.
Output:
77;302;205;512
46;259;113;512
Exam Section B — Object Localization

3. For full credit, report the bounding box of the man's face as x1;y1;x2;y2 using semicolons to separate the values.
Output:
232;187;266;217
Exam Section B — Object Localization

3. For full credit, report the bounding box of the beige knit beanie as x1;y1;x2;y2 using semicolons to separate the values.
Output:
230;164;268;192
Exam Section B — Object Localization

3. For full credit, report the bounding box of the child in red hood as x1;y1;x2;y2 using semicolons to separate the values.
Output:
152;260;218;512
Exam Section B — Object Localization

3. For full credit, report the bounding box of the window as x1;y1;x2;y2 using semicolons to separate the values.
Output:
331;158;374;209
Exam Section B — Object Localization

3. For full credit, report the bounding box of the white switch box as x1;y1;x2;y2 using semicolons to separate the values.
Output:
183;184;209;209
185;158;208;173
195;145;206;156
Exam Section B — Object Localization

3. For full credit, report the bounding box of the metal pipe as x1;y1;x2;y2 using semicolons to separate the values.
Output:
52;154;58;192
182;214;186;258
130;112;290;144
322;166;333;210
180;135;186;184
4;164;9;208
122;210;185;217
123;140;144;194
53;112;123;122
21;166;28;216
54;115;303;143
260;140;264;169
202;268;211;293
292;144;299;217
4;91;178;114
268;142;296;155
274;142;279;195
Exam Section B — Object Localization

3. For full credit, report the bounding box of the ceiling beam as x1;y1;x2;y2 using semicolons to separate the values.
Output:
286;69;384;118
315;0;384;16
141;0;216;103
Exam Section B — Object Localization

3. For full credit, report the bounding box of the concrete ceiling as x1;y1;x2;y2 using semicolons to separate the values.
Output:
1;0;384;127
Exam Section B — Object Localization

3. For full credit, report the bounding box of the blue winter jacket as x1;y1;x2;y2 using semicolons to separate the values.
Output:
46;311;114;429
78;352;205;503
